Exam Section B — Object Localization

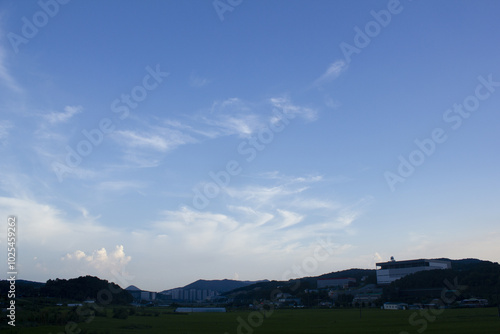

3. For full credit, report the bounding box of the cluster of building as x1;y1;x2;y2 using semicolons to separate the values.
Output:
125;286;157;303
459;298;488;307
162;288;221;302
126;285;225;304
382;298;489;310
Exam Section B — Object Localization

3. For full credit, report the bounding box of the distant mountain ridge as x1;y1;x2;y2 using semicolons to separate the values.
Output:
161;278;268;294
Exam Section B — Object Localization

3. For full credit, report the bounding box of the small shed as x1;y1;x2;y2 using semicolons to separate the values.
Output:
383;302;408;310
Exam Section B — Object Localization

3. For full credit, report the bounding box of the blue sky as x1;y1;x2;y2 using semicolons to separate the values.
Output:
0;0;499;291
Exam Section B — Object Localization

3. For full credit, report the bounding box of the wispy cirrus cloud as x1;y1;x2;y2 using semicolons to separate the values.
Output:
202;97;262;137
110;124;197;169
152;189;356;269
203;113;261;137
196;96;318;138
211;97;250;113
113;127;196;152
33;96;320;183
154;207;240;251
44;105;83;124
110;96;318;164
163;119;220;138
0;39;21;93
189;71;210;88
225;184;309;206
257;171;323;184
276;209;304;229
269;96;318;122
324;95;341;110
95;180;146;192
223;173;324;206
313;59;348;87
328;197;372;228
114;130;172;151
0;120;13;145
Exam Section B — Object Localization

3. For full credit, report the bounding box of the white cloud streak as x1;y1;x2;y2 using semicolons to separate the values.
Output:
95;181;145;192
44;105;83;124
0;120;13;144
0;41;21;93
313;60;348;87
269;96;318;122
113;127;196;152
189;71;210;88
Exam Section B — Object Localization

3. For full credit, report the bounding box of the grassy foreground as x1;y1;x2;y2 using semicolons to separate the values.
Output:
6;307;500;334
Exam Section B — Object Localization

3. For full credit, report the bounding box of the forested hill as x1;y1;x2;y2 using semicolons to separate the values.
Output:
0;276;132;304
41;276;132;304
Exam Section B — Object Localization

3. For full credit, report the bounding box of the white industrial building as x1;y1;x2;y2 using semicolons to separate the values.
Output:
165;288;219;301
376;258;451;285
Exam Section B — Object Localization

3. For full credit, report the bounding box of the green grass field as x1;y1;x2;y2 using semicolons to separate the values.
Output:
6;307;500;334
